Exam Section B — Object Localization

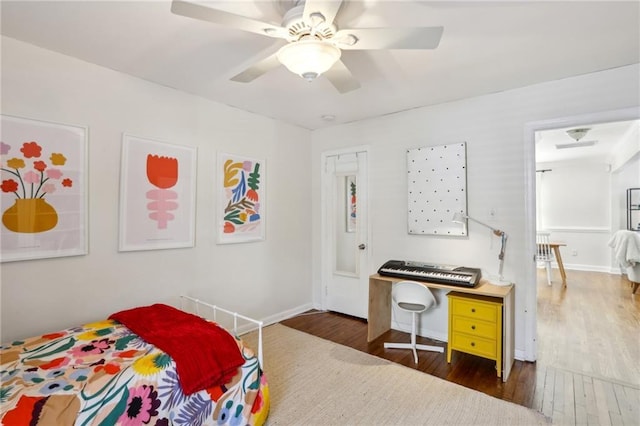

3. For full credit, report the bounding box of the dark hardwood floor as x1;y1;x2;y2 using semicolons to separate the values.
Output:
279;271;640;424
280;310;538;409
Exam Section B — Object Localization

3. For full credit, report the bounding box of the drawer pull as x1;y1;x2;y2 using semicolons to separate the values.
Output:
471;325;476;330
471;308;476;313
471;342;475;347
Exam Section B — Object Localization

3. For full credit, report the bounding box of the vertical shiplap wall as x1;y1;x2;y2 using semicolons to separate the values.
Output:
310;64;640;357
0;37;313;342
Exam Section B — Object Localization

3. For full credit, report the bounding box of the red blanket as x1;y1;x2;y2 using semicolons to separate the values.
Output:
109;303;245;395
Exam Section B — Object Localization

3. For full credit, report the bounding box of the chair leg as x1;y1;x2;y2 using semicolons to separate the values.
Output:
416;343;444;353
384;312;444;362
411;313;418;364
412;312;443;358
632;282;639;294
545;261;552;285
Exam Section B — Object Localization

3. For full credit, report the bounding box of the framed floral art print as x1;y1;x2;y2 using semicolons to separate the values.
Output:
119;134;197;252
217;153;265;244
0;115;88;262
346;174;357;233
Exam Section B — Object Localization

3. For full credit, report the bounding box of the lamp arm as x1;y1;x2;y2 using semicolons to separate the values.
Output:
465;215;504;236
452;213;510;282
497;233;507;280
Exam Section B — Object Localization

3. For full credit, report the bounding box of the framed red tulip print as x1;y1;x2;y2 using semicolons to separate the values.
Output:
217;153;265;244
1;115;88;262
119;134;197;251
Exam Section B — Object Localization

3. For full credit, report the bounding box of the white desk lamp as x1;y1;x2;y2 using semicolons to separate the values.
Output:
452;212;510;286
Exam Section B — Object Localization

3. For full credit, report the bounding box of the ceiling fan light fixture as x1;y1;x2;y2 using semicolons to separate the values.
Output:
277;39;341;81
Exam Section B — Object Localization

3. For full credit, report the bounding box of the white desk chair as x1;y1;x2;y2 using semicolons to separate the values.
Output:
536;232;553;285
384;281;444;363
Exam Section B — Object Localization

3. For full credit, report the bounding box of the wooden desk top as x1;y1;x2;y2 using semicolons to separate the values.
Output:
369;274;513;298
538;241;566;247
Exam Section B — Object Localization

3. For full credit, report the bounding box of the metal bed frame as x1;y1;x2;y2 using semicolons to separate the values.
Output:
179;295;264;368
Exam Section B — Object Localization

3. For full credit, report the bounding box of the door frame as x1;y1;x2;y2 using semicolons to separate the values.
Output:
522;106;639;361
320;145;371;313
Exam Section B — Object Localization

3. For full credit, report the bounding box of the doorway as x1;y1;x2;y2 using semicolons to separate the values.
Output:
320;147;370;318
523;107;640;362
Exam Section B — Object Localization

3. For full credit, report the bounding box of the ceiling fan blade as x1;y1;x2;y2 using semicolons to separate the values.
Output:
334;27;444;50
230;52;282;83
171;0;288;39
303;0;343;27
323;59;360;93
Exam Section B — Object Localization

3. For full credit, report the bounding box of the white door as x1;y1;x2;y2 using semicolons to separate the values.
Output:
322;149;369;318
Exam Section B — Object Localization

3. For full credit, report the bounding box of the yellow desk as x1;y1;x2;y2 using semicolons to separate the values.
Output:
368;274;515;382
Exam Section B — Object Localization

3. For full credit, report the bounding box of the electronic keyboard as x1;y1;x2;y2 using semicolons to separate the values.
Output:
377;260;482;288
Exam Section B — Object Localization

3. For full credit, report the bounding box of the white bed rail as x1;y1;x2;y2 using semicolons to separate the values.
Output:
179;295;264;368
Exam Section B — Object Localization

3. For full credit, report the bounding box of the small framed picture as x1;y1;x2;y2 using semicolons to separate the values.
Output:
346;175;356;233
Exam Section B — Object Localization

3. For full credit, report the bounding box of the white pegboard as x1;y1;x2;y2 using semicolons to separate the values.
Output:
407;143;467;236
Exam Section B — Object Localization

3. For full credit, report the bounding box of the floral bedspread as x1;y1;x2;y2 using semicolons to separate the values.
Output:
0;319;269;425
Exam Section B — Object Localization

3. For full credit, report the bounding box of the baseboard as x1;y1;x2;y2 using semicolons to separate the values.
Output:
263;303;315;326
562;264;612;273
541;264;617;273
237;302;314;335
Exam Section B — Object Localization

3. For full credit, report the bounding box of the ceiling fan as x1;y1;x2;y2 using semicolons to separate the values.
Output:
170;0;444;93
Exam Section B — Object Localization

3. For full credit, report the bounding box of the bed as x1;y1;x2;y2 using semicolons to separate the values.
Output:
0;296;269;425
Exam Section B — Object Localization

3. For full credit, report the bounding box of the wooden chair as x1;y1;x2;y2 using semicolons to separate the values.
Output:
536;232;554;285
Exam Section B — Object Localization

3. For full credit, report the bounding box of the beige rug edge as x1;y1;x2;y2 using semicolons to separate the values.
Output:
243;323;550;426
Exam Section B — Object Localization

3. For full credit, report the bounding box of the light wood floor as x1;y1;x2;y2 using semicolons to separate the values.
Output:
281;269;640;425
536;269;639;384
533;269;640;425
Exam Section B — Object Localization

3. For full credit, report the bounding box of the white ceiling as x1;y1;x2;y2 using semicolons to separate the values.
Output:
536;120;640;164
1;0;639;136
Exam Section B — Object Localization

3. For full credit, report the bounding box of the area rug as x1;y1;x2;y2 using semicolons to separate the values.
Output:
242;323;549;425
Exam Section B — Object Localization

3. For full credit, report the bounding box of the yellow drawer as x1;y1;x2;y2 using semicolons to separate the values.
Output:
451;316;497;340
450;332;497;359
450;298;498;322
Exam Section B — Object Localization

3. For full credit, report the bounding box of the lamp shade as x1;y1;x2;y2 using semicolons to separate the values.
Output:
277;39;341;81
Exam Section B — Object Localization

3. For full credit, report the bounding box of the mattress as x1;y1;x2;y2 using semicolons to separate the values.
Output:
1;305;269;425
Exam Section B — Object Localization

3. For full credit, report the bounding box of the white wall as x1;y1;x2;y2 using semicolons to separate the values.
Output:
536;160;612;272
310;64;640;358
0;37;313;342
611;122;640;172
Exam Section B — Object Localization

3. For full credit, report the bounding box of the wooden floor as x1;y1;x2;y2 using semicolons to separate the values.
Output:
280;270;640;425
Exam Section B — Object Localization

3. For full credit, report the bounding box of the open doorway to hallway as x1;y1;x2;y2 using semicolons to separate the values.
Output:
532;117;640;422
